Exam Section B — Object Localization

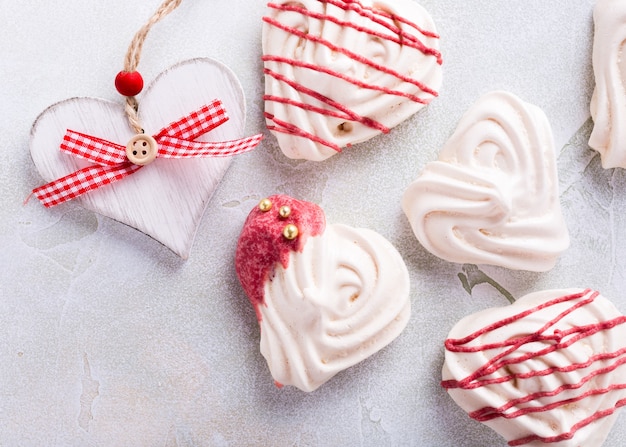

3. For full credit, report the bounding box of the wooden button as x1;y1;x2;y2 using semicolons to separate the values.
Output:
125;134;158;165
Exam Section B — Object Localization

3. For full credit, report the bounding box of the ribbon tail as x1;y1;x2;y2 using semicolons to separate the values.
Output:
32;163;140;208
158;134;264;158
61;130;127;165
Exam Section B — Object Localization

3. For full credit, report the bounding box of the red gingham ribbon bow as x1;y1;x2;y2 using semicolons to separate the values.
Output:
32;99;263;207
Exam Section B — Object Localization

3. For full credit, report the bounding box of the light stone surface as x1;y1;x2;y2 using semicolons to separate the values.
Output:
2;1;623;446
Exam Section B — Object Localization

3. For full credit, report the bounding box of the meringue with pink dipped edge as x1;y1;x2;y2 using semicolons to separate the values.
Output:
235;195;410;392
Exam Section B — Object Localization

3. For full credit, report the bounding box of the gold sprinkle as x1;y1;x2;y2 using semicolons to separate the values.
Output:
283;224;299;240
278;205;291;219
259;198;272;212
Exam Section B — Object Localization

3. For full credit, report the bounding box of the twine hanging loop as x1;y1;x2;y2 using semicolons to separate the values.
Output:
115;0;184;133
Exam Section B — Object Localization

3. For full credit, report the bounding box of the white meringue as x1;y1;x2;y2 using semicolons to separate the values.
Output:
262;0;442;161
589;0;626;168
258;224;410;392
443;288;626;447
402;90;569;271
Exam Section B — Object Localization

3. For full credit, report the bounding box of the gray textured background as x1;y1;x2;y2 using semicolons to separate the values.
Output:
3;1;623;445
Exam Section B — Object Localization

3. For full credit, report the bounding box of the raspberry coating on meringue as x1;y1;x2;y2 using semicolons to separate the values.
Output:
235;195;326;320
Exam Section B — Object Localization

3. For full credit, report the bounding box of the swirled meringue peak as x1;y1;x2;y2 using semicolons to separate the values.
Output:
589;0;626;168
235;195;410;392
402;91;569;272
262;0;443;161
442;289;626;447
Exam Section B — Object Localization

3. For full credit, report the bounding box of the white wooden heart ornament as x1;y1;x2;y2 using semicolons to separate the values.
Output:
235;195;411;392
442;289;626;447
262;0;443;161
30;58;248;259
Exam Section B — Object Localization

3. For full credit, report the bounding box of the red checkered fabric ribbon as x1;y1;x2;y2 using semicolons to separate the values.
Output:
32;99;263;207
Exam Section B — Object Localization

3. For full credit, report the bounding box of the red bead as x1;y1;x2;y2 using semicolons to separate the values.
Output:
114;71;144;97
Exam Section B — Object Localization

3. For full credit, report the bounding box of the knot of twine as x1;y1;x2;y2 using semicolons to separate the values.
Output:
123;0;183;133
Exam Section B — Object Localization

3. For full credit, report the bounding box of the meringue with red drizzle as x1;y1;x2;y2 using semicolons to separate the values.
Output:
589;0;626;168
402;91;569;272
262;0;442;161
235;195;410;392
442;289;626;447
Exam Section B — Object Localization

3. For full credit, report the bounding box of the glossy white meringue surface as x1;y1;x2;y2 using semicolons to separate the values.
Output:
402;91;569;272
258;224;410;392
589;0;626;168
262;0;442;160
443;289;626;447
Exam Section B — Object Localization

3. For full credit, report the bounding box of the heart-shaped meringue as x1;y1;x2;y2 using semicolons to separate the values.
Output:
402;91;569;272
30;58;248;259
235;195;410;392
442;289;626;447
589;0;626;168
262;0;442;161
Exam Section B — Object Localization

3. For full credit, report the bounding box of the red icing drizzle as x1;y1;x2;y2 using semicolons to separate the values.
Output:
442;289;626;446
325;0;440;41
234;195;326;321
264;67;390;132
263;0;442;152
